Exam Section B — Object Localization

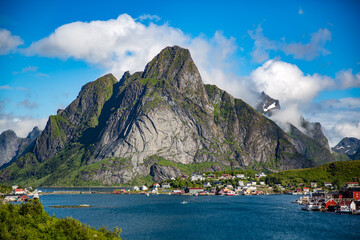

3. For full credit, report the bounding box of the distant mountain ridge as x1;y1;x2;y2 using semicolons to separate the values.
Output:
0;127;41;168
332;137;360;160
0;46;337;186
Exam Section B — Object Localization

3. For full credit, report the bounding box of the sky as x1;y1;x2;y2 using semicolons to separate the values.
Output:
0;0;359;146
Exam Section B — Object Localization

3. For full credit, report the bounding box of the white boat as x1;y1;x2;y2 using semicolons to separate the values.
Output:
336;205;352;214
302;203;321;211
181;201;188;204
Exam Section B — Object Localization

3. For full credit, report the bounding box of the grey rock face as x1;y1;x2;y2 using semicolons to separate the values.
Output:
332;137;360;157
0;127;41;168
256;91;280;116
300;118;330;150
0;130;20;167
150;164;184;183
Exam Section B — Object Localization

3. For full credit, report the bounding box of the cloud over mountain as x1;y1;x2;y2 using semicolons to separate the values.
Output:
0;29;23;55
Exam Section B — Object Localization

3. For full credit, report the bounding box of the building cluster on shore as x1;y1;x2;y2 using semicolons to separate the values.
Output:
115;172;273;196
295;182;360;214
2;185;39;203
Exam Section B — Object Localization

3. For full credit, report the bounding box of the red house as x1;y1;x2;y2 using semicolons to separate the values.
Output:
325;199;337;211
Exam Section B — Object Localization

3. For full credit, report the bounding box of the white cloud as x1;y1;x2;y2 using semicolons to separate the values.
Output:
0;85;11;90
0;29;23;55
17;99;38;109
336;69;360;89
250;59;336;136
251;59;333;107
298;7;304;15
283;28;331;60
305;108;360;146
137;14;161;22
248;27;331;62
13;65;39;75
248;26;279;63
24;14;257;104
319;97;360;110
0;113;47;138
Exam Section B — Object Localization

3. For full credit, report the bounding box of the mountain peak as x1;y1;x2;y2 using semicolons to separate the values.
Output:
142;46;203;92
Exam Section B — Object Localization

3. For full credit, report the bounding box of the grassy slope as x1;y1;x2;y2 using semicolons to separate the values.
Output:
266;160;360;188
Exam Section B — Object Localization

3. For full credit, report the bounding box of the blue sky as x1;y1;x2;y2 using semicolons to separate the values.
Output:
0;0;359;145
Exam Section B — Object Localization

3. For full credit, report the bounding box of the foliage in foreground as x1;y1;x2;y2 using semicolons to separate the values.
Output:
0;200;121;240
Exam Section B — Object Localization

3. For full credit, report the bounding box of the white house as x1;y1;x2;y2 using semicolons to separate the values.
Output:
259;181;265;186
14;189;26;195
245;182;251;187
152;183;160;189
238;181;244;186
133;186;140;191
141;185;148;191
191;174;205;181
12;185;18;190
255;172;267;178
162;183;171;189
236;174;245;179
251;181;257;186
203;182;212;188
226;184;234;189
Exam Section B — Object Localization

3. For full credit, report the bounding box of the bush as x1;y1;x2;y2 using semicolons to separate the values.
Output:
0;200;121;239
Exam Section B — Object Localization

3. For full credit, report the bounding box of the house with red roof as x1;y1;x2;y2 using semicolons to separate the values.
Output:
14;189;26;195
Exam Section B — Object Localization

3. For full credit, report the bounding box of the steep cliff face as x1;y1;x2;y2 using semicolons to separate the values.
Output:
0;130;20;167
0;46;336;186
300;118;331;151
0;127;41;168
288;124;336;167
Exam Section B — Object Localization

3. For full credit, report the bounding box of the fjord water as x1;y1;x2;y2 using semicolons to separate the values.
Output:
41;194;359;240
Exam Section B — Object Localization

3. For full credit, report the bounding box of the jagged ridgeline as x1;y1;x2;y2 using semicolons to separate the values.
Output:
0;46;335;186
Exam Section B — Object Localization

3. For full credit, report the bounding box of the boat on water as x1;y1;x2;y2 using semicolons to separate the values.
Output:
226;191;236;196
336;205;352;214
302;203;321;211
181;201;188;204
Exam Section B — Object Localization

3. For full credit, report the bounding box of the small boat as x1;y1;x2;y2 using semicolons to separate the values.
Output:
336;205;352;214
181;201;188;204
226;191;236;196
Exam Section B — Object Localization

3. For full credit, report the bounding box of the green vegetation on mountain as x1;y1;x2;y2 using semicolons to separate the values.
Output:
265;160;360;189
0;200;121;239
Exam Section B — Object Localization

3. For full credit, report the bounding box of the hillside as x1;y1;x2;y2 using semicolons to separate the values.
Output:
266;160;360;188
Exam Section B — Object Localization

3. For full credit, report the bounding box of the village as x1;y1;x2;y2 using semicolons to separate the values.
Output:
1;185;40;203
2;171;359;215
112;172;360;214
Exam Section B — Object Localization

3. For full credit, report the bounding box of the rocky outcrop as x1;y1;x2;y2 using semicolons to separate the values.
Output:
288;124;335;167
0;46;337;186
332;137;360;158
0;127;41;168
256;91;280;116
0;130;20;168
300;118;330;150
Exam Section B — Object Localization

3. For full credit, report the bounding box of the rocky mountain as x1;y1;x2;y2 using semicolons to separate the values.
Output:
256;91;280;116
256;92;331;151
0;46;336;186
299;118;331;151
0;127;41;168
332;137;360;159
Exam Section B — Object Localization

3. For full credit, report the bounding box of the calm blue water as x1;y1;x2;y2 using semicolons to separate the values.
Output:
40;194;360;240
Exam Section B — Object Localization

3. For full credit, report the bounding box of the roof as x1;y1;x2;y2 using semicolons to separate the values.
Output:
188;188;203;190
14;189;25;192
